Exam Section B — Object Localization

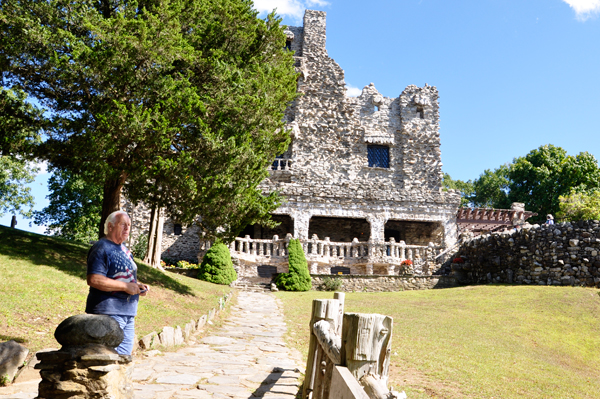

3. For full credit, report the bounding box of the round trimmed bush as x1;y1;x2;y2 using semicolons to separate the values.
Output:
276;238;312;291
198;242;237;285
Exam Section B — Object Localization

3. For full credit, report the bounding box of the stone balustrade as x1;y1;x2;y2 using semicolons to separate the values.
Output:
271;158;292;171
223;234;442;275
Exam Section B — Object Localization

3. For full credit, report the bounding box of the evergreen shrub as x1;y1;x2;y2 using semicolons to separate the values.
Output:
198;242;237;285
276;238;312;291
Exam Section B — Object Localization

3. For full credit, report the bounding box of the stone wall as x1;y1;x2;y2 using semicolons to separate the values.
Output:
311;275;458;292
452;220;600;287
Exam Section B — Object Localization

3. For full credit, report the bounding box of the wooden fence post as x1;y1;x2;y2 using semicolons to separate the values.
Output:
302;297;341;399
340;313;393;389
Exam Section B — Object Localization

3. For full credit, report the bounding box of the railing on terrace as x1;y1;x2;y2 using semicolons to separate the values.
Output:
224;234;443;271
271;158;292;171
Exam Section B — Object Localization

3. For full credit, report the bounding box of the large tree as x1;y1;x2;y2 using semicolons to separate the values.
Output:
1;0;297;240
462;145;600;222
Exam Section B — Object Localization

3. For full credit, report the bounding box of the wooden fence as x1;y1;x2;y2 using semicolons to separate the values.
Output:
302;293;405;399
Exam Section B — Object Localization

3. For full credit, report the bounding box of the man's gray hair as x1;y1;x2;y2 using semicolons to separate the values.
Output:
104;211;129;235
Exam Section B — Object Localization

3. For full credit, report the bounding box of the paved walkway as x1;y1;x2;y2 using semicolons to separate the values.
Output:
0;291;304;399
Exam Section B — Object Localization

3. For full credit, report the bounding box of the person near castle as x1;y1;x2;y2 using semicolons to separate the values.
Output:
546;214;554;225
86;210;149;355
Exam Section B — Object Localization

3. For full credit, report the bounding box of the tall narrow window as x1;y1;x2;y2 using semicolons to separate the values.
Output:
174;224;182;235
367;145;390;168
285;40;292;51
416;105;424;119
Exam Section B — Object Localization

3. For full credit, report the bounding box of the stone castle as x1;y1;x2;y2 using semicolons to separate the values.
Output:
127;10;461;278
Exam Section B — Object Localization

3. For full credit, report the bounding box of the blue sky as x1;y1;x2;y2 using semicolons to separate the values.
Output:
3;0;599;233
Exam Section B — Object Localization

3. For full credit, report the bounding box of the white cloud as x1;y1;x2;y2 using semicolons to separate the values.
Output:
562;0;600;20
345;84;363;97
31;160;49;175
253;0;329;20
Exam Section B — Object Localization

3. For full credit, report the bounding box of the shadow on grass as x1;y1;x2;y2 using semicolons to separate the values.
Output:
0;334;26;343
0;226;194;296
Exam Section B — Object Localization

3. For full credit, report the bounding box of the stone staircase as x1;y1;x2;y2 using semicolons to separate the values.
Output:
234;277;274;292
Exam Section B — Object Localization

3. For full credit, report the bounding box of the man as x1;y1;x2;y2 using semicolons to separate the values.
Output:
86;210;149;355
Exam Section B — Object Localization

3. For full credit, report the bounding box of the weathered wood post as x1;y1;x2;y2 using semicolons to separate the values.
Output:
340;313;393;398
302;292;345;399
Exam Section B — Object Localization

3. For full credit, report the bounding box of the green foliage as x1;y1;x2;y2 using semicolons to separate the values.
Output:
33;169;102;243
276;239;311;291
462;145;600;222
469;165;511;209
0;87;44;219
506;145;600;222
132;233;148;260
0;373;9;386
442;173;473;207
557;190;600;221
176;260;198;269
0;155;37;218
319;277;342;292
198;242;237;285
0;87;43;157
1;0;298;240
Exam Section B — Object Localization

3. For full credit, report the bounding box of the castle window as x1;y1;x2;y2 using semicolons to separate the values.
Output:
285;40;292;51
173;224;182;235
367;145;390;168
374;105;379;112
417;105;424;119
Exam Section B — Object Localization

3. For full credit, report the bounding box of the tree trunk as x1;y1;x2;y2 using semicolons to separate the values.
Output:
99;174;127;239
143;204;164;268
143;204;157;265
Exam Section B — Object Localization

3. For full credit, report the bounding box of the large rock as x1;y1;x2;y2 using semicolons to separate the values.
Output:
54;314;124;347
0;340;29;383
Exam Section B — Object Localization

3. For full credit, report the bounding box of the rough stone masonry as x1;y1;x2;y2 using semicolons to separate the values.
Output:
452;220;600;287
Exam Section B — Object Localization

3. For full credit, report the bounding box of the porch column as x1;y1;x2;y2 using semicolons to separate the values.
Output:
367;215;386;243
291;211;311;240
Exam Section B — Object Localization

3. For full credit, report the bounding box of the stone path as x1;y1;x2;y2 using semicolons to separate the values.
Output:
0;291;304;399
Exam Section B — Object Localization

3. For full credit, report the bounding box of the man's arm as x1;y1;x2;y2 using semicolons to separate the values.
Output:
87;274;142;295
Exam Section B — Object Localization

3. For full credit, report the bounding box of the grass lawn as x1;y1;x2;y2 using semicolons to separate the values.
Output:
275;285;600;399
0;225;231;353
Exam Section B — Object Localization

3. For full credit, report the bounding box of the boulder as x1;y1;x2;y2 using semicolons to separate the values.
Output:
54;314;124;347
0;340;29;383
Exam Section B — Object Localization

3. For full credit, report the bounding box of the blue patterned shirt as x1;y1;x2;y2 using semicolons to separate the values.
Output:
86;238;139;316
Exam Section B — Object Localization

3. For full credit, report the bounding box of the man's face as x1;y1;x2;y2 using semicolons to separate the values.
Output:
109;214;131;244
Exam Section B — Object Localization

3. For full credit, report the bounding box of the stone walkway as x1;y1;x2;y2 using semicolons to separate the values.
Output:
0;291;304;399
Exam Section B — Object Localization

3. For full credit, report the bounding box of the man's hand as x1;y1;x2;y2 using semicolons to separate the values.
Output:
88;274;144;295
124;282;141;295
138;283;150;296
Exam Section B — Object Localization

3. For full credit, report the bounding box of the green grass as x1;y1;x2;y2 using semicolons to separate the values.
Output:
0;225;231;353
275;285;600;399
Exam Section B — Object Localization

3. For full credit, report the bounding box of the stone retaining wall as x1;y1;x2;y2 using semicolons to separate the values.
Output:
310;275;458;292
453;220;600;287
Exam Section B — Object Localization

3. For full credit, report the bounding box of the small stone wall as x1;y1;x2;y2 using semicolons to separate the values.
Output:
453;220;600;286
36;347;133;399
310;275;458;292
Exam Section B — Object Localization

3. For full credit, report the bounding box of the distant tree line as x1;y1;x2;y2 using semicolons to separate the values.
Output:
443;144;600;223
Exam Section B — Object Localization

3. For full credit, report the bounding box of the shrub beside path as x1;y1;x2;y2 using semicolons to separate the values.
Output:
0;290;304;399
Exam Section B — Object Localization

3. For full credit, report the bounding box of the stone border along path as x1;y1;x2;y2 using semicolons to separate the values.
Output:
0;290;304;399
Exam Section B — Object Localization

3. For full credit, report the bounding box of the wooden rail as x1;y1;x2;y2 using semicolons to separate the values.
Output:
303;293;405;399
